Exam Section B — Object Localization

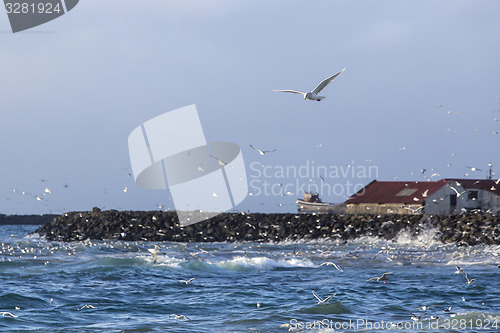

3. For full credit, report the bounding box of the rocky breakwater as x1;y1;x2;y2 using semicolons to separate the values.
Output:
0;214;58;225
35;209;500;245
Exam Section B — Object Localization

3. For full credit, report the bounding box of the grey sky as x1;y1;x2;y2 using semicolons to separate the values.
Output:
1;0;499;215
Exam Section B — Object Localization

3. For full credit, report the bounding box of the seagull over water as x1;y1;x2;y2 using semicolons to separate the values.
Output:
148;245;161;264
465;273;476;285
312;291;336;304
273;68;345;101
319;262;343;272
413;305;436;311
411;313;427;322
179;278;195;284
0;312;18;318
366;272;393;282
455;266;464;274
169;314;191;321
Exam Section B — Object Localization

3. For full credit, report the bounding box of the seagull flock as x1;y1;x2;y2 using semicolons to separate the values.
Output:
295;262;491;327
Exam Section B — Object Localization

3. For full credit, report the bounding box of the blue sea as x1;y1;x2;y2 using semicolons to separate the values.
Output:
1;224;499;333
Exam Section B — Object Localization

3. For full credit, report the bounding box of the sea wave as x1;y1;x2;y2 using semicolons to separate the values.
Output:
214;256;316;271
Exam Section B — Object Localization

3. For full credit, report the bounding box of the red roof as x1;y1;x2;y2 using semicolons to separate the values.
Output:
346;178;500;205
445;179;500;196
345;179;450;204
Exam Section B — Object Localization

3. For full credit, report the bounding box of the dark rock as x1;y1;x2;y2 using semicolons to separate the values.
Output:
33;211;500;245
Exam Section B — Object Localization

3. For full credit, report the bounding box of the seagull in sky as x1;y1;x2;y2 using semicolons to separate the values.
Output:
249;145;276;155
455;266;464;274
209;154;230;167
466;166;482;172
273;68;345;101
312;291;336;304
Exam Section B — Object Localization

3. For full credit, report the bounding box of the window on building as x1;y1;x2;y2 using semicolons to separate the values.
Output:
467;191;478;201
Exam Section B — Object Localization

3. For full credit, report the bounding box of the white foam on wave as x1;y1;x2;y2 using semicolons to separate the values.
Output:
215;256;315;271
142;254;184;268
393;227;443;248
445;245;500;267
350;226;443;250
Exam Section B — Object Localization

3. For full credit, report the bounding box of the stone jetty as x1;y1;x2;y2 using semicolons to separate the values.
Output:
34;208;500;245
1;214;58;225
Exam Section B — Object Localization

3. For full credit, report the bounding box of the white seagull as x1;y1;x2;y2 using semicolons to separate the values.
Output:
455;266;464;274
465;273;476;285
249;145;276;155
449;186;466;197
179;278;195;284
413;304;436;311
411;313;427;322
366;272;393;282
273;68;345;101
318;262;343;272
148;245;161;264
312;291;336;304
0;312;18;318
209;154;230;167
169;314;191;321
78;305;97;310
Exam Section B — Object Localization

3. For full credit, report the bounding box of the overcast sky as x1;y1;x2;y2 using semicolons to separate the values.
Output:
1;0;499;215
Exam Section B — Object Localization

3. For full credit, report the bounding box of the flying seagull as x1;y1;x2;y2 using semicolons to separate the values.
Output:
411;313;427;322
273;68;345;101
319;262;343;272
413;305;436;311
366;272;393;282
465;273;476;285
455;266;464;274
312;291;336;304
449;186;466;197
466;166;482;172
169;314;191;321
250;145;276;155
209;154;230;167
179;278;195;284
148;245;161;264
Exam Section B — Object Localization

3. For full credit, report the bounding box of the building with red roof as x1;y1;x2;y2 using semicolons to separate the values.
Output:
345;179;500;215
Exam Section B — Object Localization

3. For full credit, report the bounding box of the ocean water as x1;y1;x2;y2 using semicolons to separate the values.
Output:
1;224;499;333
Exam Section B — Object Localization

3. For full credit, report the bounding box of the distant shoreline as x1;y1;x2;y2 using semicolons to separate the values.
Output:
0;214;58;225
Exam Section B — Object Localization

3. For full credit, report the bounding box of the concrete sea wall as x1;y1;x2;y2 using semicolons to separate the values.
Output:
35;209;500;245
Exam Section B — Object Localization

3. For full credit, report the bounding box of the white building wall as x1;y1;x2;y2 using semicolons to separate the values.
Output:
424;187;451;214
481;191;500;215
424;184;486;215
